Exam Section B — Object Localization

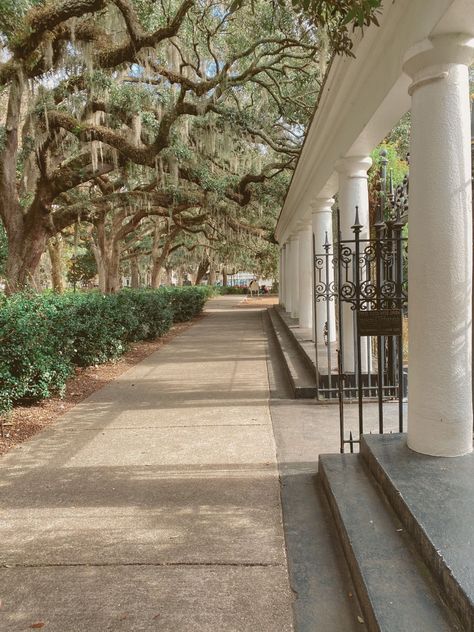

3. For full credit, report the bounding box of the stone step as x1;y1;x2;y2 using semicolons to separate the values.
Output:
319;453;463;632
360;434;474;631
272;306;316;376
266;308;317;398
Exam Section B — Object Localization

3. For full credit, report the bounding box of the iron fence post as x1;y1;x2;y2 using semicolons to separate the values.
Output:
352;206;364;437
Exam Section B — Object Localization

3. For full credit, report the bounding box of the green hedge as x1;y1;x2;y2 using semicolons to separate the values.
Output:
218;286;248;295
0;287;210;415
162;286;211;322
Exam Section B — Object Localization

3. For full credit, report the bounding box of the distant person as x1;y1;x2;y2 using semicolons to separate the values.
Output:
261;285;269;295
248;278;259;297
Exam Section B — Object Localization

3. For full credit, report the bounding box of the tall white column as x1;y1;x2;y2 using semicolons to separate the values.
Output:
279;245;285;307
403;34;474;457
311;198;336;343
298;222;313;329
284;240;292;314
336;156;372;372
290;233;300;319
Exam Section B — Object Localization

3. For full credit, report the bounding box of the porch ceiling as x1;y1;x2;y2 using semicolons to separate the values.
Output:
276;0;474;244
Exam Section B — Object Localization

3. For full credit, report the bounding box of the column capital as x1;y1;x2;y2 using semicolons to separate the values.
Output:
335;156;372;178
310;197;334;214
403;34;474;87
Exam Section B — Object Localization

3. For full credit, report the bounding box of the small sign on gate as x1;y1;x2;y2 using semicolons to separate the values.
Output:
357;309;402;337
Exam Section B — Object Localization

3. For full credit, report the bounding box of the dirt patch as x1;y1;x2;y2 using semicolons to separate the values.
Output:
0;315;204;457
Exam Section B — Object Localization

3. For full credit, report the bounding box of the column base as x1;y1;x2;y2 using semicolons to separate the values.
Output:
408;413;473;457
407;439;473;458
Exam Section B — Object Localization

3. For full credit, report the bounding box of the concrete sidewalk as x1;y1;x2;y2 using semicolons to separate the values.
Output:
0;296;293;632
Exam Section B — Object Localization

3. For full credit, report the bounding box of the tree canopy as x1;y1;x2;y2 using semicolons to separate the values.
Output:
0;0;382;292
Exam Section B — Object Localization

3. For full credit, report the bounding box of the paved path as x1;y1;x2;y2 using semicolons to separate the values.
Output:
0;296;293;631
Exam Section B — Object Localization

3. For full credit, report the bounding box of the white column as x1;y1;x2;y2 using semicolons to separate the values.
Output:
298;222;313;329
337;156;371;240
336;156;372;372
290;233;300;319
311;198;336;343
279;245;285;307
284;240;292;314
403;34;474;457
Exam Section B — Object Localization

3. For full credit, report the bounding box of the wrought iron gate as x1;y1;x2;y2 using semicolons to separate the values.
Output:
313;159;408;452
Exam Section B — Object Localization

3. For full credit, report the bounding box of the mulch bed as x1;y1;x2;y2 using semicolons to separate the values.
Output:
0;315;204;457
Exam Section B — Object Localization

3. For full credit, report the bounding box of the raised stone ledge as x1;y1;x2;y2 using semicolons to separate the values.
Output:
360;433;474;631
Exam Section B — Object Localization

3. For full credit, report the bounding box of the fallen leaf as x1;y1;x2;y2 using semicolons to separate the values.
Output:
153;614;161;619
31;623;45;629
357;615;364;624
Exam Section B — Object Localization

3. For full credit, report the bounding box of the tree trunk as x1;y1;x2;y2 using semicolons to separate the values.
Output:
48;235;64;293
90;241;106;292
0;76;52;294
5;225;50;294
151;263;163;288
130;255;140;288
208;266;216;286
104;244;121;293
92;214;122;294
222;268;228;287
195;257;209;285
151;230;175;288
93;214;121;294
150;221;164;288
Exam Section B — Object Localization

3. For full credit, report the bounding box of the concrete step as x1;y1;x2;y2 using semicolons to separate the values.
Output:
319;453;463;632
266;308;317;398
271;306;316;376
360;434;474;631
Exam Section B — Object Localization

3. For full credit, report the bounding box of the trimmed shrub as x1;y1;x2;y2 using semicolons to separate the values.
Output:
0;287;210;414
218;286;248;295
164;286;210;322
113;290;174;341
0;293;73;412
